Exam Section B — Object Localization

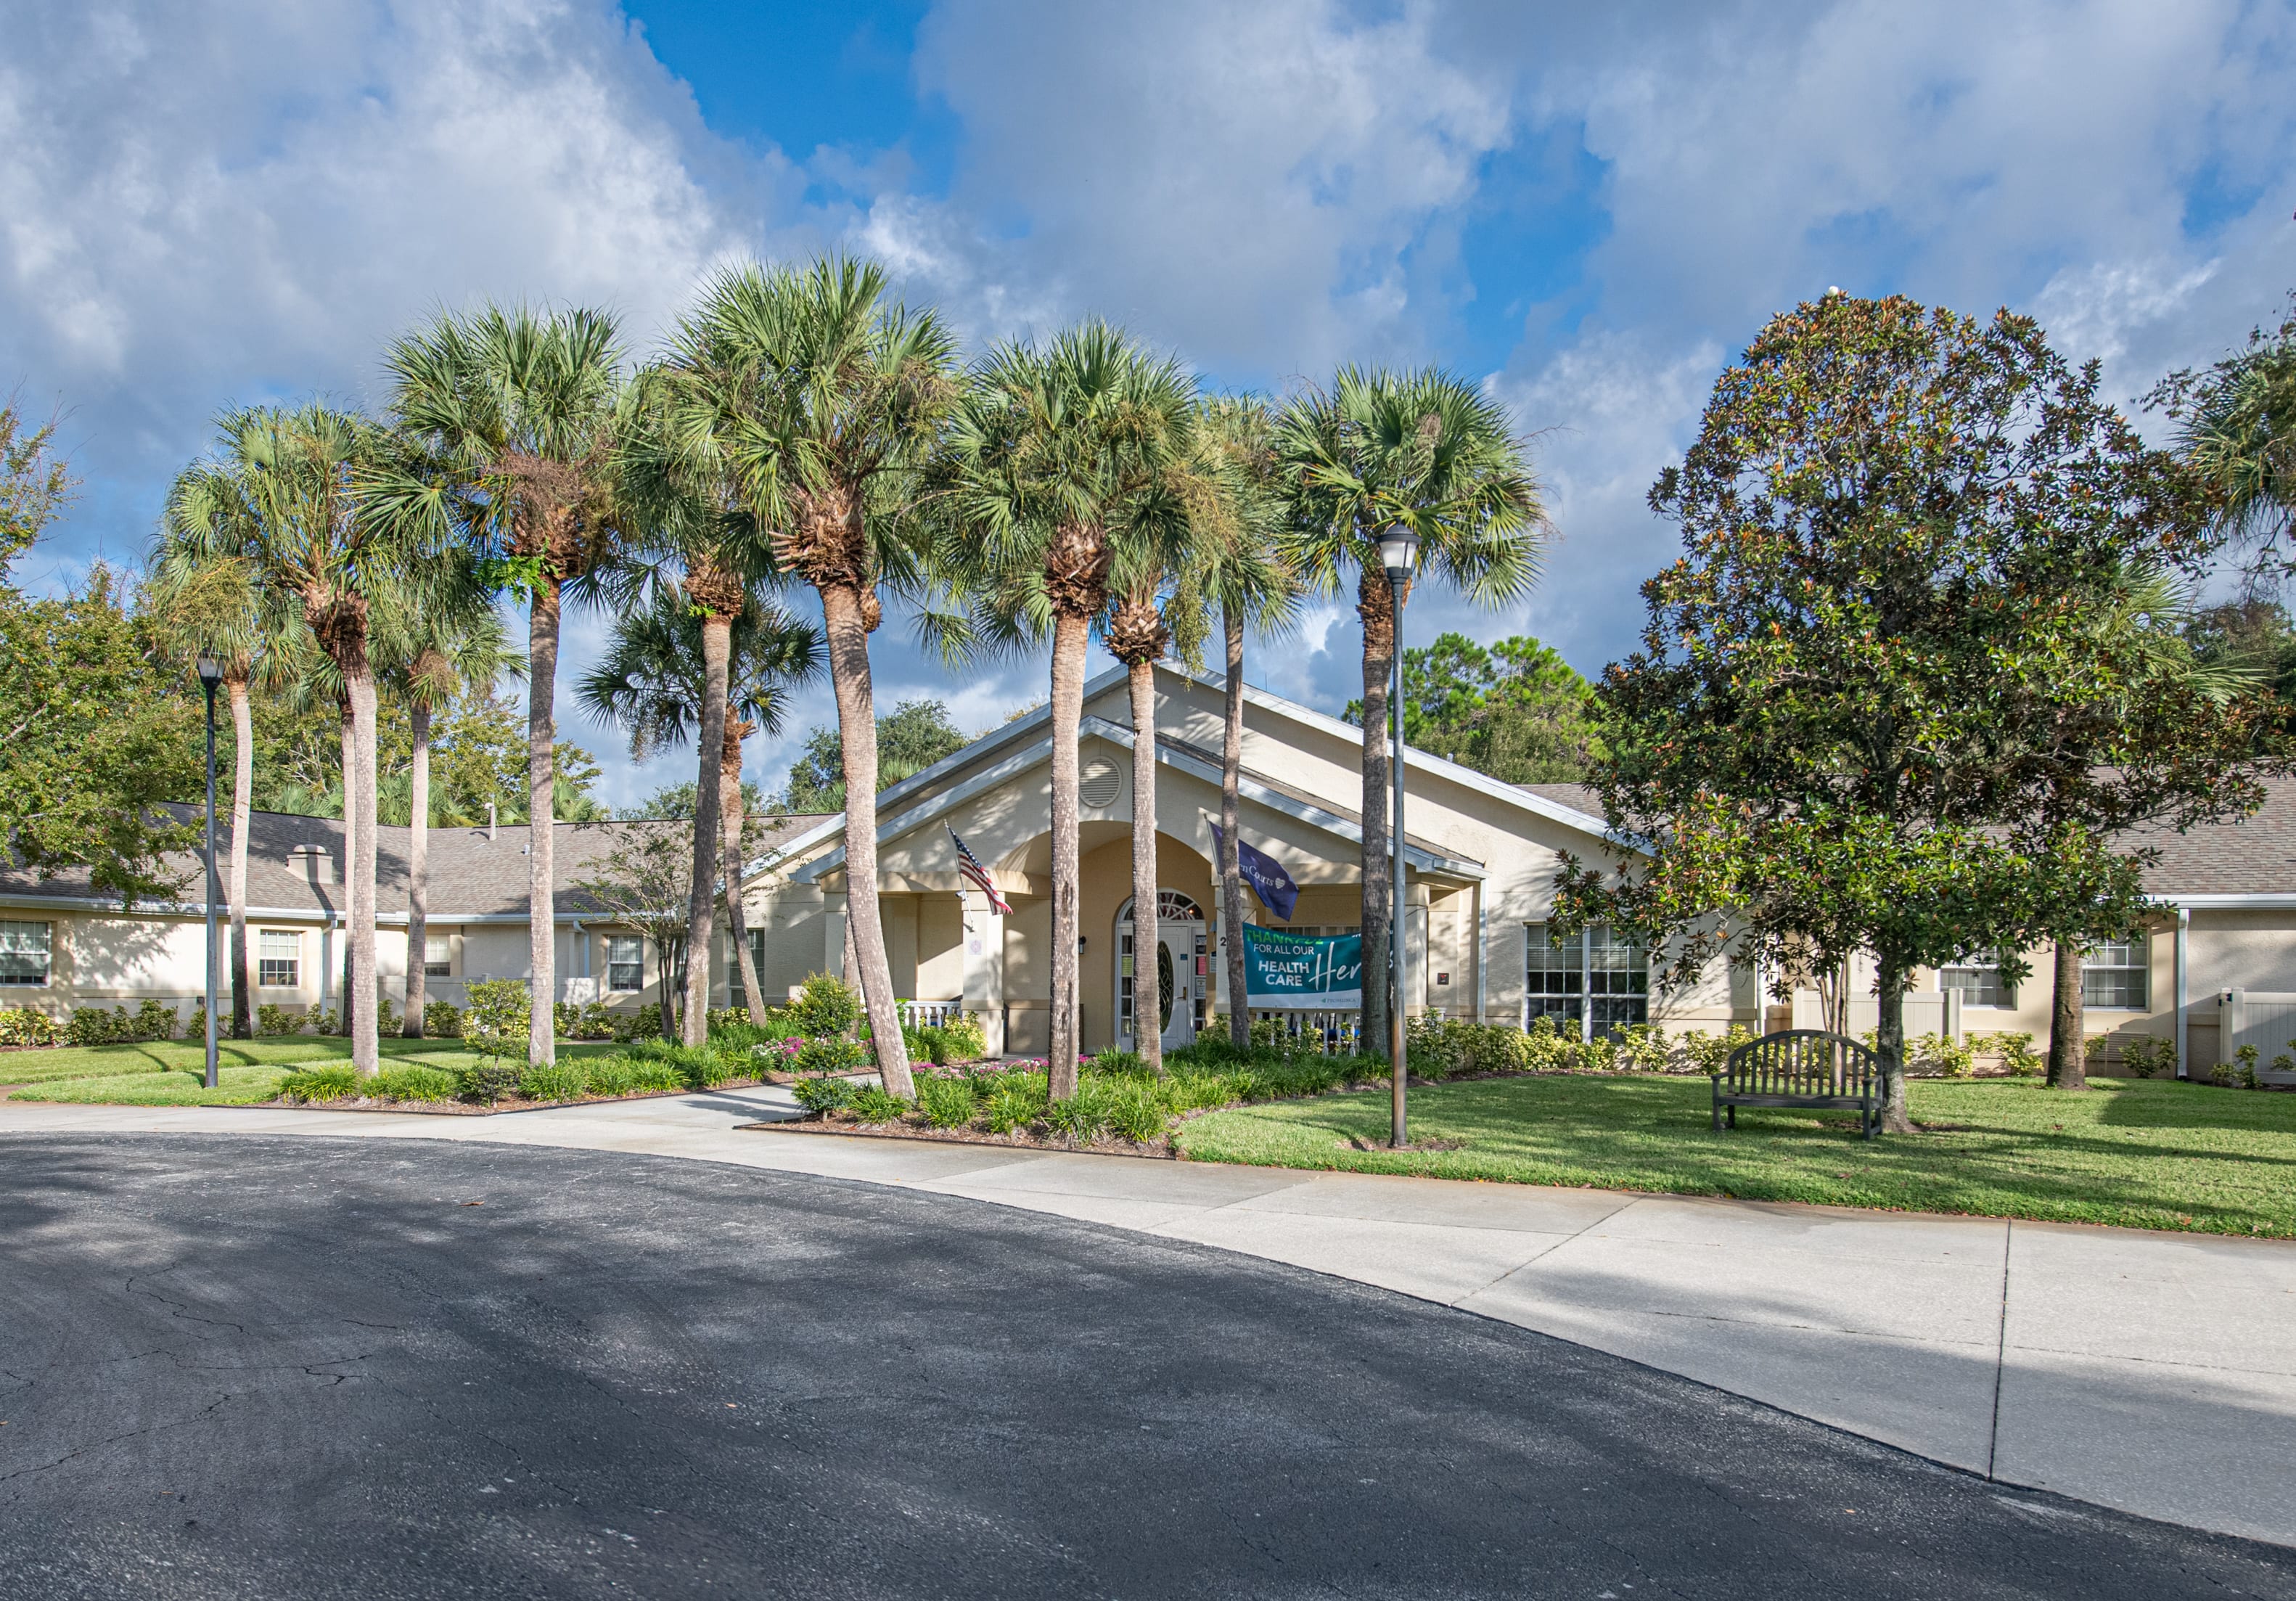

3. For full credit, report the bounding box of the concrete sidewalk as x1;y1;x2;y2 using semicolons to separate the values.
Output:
4;1088;2291;1549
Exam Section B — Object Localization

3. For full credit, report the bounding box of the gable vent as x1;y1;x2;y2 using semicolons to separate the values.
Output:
1078;757;1123;809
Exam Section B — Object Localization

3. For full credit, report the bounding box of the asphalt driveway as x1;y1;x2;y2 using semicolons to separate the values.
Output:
2;1135;2289;1600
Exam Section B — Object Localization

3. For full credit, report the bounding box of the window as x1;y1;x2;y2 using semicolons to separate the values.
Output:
258;930;300;988
729;929;766;1007
424;935;451;979
1940;949;2014;1009
1525;922;1649;1036
2082;938;2148;1010
0;921;51;987
606;935;644;993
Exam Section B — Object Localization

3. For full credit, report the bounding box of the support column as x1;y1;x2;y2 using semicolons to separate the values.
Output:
961;890;1006;1055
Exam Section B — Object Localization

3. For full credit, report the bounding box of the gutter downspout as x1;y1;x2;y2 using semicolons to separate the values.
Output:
1473;883;1485;1025
319;910;337;1014
2175;906;2190;1080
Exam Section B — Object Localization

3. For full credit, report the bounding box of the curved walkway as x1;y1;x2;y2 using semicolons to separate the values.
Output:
4;1086;2292;1549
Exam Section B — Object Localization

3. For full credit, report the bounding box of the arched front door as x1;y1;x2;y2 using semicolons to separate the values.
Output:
1117;891;1205;1052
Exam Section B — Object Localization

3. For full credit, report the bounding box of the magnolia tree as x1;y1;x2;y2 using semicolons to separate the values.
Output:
1557;294;2236;1131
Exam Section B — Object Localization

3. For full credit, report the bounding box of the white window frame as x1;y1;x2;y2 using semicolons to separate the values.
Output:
1525;921;1649;1041
2081;937;2149;1011
423;935;452;979
0;920;52;987
1940;949;2015;1010
258;930;300;988
605;934;645;994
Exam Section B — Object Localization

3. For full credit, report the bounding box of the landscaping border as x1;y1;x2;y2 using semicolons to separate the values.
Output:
742;1116;1175;1160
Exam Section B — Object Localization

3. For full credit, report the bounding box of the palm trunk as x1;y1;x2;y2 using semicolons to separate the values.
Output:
403;699;431;1038
682;613;732;1047
1221;606;1249;1052
338;705;357;1040
527;578;560;1068
1047;610;1089;1100
227;678;253;1040
1127;657;1163;1074
822;584;914;1099
723;721;768;1025
1357;566;1395;1060
658;943;676;1043
1876;951;1912;1134
347;668;380;1076
2049;937;2087;1089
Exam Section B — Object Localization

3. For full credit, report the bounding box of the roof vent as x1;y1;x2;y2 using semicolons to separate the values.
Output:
287;845;334;885
1078;756;1123;810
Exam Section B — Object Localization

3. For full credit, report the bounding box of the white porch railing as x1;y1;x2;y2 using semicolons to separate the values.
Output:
1248;1009;1364;1055
900;998;966;1030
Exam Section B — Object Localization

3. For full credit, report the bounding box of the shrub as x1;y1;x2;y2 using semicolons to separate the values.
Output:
916;1074;978;1129
517;1060;590;1102
455;1058;521;1105
618;1038;727;1089
256;1004;303;1037
705;1020;776;1074
613;1003;665;1042
794;1035;868;1077
65;1006;128;1047
422;999;464;1039
1681;1026;1757;1076
1973;1031;2041;1077
1612;1024;1675;1073
1907;1033;1976;1078
181;1004;208;1046
375;995;400;1035
783;973;862;1039
279;1064;361;1102
463;980;531;1058
916;1015;988;1063
311;1007;340;1035
1104;1081;1167;1144
131;999;181;1041
554;999;616;1040
0;1006;62;1048
586;1052;686;1096
983;1077;1048;1134
847;1084;908;1123
793;1073;857;1114
1043;1084;1115;1142
371;1064;457;1103
2120;1036;2177;1079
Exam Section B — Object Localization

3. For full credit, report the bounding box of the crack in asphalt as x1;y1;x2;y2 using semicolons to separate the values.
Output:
0;1394;233;1485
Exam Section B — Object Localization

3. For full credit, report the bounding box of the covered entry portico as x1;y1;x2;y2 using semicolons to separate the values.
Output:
790;709;1485;1058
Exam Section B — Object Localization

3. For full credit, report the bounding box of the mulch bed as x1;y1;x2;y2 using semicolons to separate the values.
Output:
742;1115;1176;1160
226;1078;770;1118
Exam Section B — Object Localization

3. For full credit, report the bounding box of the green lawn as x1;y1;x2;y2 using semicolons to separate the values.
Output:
1175;1074;2296;1239
4;1036;623;1104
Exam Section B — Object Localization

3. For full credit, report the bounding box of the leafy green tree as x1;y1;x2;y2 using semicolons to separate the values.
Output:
2149;294;2296;574
578;584;820;1023
1346;631;1601;783
655;257;955;1097
937;321;1200;1096
1557;294;2213;1133
573;824;692;1044
380;304;630;1068
1275;368;1546;1059
2186;597;2296;733
776;698;971;813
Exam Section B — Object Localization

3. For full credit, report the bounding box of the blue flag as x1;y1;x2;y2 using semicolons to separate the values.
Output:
1210;822;1300;922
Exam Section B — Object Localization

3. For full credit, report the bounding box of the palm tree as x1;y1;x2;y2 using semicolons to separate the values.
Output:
1275;369;1546;1056
576;585;821;1024
374;576;518;1037
656;258;956;1097
939;322;1200;1097
2154;300;2296;563
377;305;628;1069
141;546;269;1039
1192;396;1299;1049
166;404;416;1076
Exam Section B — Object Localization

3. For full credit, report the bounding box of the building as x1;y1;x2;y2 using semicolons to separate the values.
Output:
7;660;2294;1078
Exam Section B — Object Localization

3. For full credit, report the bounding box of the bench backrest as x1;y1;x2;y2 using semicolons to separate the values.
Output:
1721;1030;1874;1097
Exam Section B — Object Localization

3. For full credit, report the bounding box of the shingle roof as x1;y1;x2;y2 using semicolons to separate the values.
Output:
0;806;837;920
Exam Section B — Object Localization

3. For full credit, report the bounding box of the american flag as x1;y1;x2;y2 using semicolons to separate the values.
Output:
948;826;1013;914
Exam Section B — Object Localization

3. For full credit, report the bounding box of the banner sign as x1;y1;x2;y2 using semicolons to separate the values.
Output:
1210;823;1300;922
1243;925;1362;1010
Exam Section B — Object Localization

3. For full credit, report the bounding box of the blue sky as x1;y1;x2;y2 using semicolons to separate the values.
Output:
5;0;2293;808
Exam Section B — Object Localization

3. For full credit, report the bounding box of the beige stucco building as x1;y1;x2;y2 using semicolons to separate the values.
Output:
7;660;2294;1080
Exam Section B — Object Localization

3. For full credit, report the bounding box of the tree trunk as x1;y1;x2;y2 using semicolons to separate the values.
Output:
658;943;676;1043
1127;658;1163;1074
1875;951;1912;1134
2048;937;2087;1090
821;584;914;1099
1221;605;1250;1052
1357;567;1395;1059
682;613;733;1047
338;705;357;1041
227;678;253;1040
723;721;769;1025
527;578;559;1067
1047;610;1089;1100
347;669;380;1076
403;699;430;1038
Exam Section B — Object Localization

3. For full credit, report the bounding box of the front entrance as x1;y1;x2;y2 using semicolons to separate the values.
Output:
1118;890;1205;1052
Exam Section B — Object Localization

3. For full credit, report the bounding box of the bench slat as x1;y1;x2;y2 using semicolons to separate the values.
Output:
1713;1029;1880;1140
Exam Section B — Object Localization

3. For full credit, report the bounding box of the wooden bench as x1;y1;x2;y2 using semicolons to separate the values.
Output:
1712;1030;1879;1139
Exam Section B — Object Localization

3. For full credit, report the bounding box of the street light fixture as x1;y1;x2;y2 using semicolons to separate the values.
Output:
1376;527;1419;1148
195;653;223;1091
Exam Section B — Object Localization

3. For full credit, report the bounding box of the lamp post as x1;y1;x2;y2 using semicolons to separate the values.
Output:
195;652;223;1090
1377;526;1420;1148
